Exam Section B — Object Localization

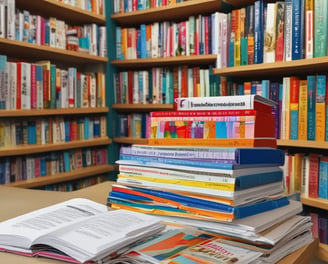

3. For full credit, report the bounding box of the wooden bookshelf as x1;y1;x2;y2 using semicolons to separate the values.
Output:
277;140;328;150
0;38;107;66
111;55;217;69
111;0;221;25
0;107;109;117
0;137;112;157
113;137;148;145
317;243;328;262
213;57;328;77
16;0;106;25
6;164;115;188
112;104;174;112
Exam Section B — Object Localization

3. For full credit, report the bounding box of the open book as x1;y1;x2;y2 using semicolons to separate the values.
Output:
0;198;165;263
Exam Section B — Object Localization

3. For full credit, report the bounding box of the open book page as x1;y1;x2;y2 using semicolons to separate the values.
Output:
34;209;165;263
0;198;108;249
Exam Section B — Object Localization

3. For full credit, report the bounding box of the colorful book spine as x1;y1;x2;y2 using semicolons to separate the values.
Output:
284;0;293;61
307;75;316;140
316;75;326;141
298;79;308;140
291;0;302;60
318;156;328;199
254;0;264;64
314;0;328;57
289;76;300;139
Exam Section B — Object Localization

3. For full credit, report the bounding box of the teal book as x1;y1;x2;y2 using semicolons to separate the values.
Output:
318;156;328;199
307;75;316;140
314;0;328;57
50;64;56;109
240;37;248;65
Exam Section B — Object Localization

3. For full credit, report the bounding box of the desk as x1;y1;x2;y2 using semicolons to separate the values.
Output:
0;181;318;263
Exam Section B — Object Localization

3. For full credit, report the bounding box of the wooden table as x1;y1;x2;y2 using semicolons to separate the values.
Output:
0;181;318;263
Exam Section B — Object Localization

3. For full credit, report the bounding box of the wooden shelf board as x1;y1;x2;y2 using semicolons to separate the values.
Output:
0;107;109;117
0;137;112;157
16;0;105;25
316;243;328;262
301;196;328;211
113;137;148;145
277;139;328;150
213;57;328;77
6;164;115;188
111;55;217;69
112;104;174;112
111;0;220;25
0;38;107;66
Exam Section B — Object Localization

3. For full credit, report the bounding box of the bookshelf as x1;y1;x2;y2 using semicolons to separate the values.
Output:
211;0;327;260
0;0;114;189
109;0;236;148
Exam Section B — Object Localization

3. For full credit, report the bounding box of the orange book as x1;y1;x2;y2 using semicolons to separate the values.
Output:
243;81;251;95
231;9;240;66
148;138;277;148
289;76;300;140
121;28;128;59
298;79;308;140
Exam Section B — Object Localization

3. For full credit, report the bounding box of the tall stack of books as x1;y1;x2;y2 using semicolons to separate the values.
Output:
108;95;314;263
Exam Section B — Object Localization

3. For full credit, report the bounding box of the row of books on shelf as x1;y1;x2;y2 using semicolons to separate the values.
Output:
0;147;108;184
112;0;189;14
284;151;328;200
114;66;220;104
219;0;326;67
0;55;106;110
57;0;105;15
0;2;107;56
115;11;225;60
117;113;149;139
41;174;108;191
304;205;328;245
0;115;107;147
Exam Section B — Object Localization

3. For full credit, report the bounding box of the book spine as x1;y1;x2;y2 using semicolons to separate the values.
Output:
254;0;264;64
264;3;277;63
316;75;326;141
284;0;293;61
275;2;285;62
305;0;314;58
298;79;308;140
318;155;328;199
292;0;302;60
307;75;316;140
289;76;300;139
314;0;328;57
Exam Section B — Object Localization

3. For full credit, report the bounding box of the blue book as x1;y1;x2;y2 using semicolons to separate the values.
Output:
84;117;90;140
121;146;285;165
28;121;36;144
140;24;146;58
238;84;244;95
254;0;264;64
119;154;283;170
228;37;234;67
40;155;47;176
319;156;328;199
109;186;290;219
307;75;316;140
291;0;302;60
261;80;270;99
64;119;70;142
63;151;70;172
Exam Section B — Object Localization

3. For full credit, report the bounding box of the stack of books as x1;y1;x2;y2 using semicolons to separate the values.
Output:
108;95;314;263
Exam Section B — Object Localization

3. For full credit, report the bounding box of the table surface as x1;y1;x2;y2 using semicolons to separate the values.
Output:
0;181;319;264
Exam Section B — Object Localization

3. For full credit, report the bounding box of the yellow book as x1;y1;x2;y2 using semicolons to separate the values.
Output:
117;174;235;192
233;9;241;66
298;79;308;140
282;77;291;140
294;153;304;192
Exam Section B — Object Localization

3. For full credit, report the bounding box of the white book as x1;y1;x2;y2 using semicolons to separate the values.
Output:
221;12;228;68
21;62;31;110
151;22;159;58
284;0;293;61
98;26;107;57
8;62;16;109
68;67;76;108
0;4;5;38
60;69;68;108
204;68;210;97
264;3;277;63
49;17;57;48
15;11;24;41
301;155;310;197
6;0;15;40
0;198;164;263
305;9;313;59
133;71;139;104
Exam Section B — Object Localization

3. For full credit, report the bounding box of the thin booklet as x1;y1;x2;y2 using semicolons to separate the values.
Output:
0;198;165;263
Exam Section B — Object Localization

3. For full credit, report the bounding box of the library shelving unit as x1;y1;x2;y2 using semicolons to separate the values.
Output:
109;0;236;146
0;0;115;189
212;2;328;259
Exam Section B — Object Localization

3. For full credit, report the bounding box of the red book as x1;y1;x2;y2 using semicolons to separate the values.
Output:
30;64;37;109
173;67;179;101
180;65;188;98
43;68;50;109
16;62;22;109
308;153;319;198
220;76;228;96
128;71;133;104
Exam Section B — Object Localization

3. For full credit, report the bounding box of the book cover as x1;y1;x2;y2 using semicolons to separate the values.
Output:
318;155;328;199
307;75;316;140
284;0;293;61
264;3;277;63
291;0;302;60
275;2;285;61
254;0;264;64
305;0;314;58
